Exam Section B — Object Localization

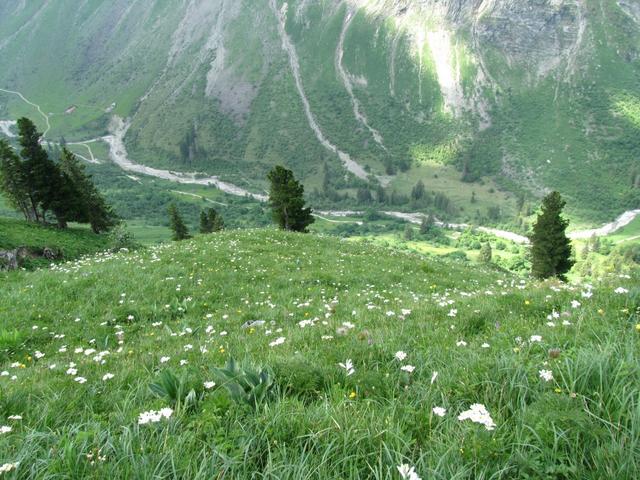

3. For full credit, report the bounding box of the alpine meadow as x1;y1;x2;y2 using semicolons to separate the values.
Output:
0;1;639;479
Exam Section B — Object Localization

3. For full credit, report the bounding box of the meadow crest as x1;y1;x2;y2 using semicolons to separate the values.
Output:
0;230;638;478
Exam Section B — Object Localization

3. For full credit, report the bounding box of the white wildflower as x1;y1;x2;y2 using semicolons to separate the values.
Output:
539;369;554;382
395;351;408;361
458;403;496;431
339;359;355;376
397;464;421;480
432;407;447;417
269;337;286;347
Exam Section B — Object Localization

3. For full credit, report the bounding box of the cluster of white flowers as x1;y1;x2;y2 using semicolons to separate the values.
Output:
539;369;554;382
269;336;286;347
204;381;216;390
0;463;18;474
395;351;407;361
397;464;422;480
138;407;173;425
0;426;12;434
457;403;496;431
432;407;447;417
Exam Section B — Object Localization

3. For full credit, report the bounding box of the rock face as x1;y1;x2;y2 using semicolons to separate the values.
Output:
0;0;638;217
0;247;59;271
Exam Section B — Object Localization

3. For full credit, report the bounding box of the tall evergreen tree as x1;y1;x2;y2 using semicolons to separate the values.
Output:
479;243;493;263
17;118;75;227
267;166;314;232
59;148;117;233
411;180;425;201
168;203;191;241
529;191;574;280
199;207;224;234
403;224;414;241
0;140;32;220
420;214;435;235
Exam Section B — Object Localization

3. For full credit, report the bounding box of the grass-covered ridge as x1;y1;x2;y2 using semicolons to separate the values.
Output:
0;230;638;478
0;217;109;268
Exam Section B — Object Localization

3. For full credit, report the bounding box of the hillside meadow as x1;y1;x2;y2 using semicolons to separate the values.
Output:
0;230;639;479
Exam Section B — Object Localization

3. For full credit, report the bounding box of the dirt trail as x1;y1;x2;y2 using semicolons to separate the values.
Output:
171;190;229;206
0;88;51;137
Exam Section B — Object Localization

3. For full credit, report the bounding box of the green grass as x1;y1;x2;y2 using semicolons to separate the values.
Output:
0;217;110;268
0;230;638;478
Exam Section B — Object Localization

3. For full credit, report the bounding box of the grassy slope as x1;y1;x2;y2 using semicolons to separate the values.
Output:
0;217;109;267
0;230;638;478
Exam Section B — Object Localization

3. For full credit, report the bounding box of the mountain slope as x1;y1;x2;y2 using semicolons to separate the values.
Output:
0;0;638;221
0;230;638;477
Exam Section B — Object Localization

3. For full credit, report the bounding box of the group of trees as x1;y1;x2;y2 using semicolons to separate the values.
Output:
168;165;314;240
0;118;116;232
169;205;225;241
0;118;577;283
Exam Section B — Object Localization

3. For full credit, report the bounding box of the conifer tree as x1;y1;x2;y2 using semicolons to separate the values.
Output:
480;243;492;263
420;214;435;235
529;191;574;280
199;208;224;234
403;224;414;241
199;210;210;234
17;117;75;227
267;166;314;232
59;148;117;233
168;203;191;241
411;180;425;201
0;140;32;220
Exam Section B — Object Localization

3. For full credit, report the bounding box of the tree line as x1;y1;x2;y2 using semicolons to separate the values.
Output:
1;118;575;282
0;118;117;232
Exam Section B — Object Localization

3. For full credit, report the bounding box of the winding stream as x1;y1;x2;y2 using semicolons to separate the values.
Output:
1;87;638;242
102;117;267;202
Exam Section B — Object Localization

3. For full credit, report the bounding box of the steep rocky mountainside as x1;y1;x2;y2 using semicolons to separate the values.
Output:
0;0;638;220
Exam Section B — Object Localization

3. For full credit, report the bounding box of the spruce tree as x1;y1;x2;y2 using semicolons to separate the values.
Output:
480;243;492;263
168;203;191;241
411;180;425;201
210;209;224;232
59;148;117;233
199;208;224;234
17;118;75;227
529;191;574;280
199;210;211;234
403;224;414;241
420;214;435;235
0;140;32;220
267;166;314;232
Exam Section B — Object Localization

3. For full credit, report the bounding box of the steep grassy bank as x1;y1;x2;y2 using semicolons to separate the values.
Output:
0;218;109;269
0;230;638;478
